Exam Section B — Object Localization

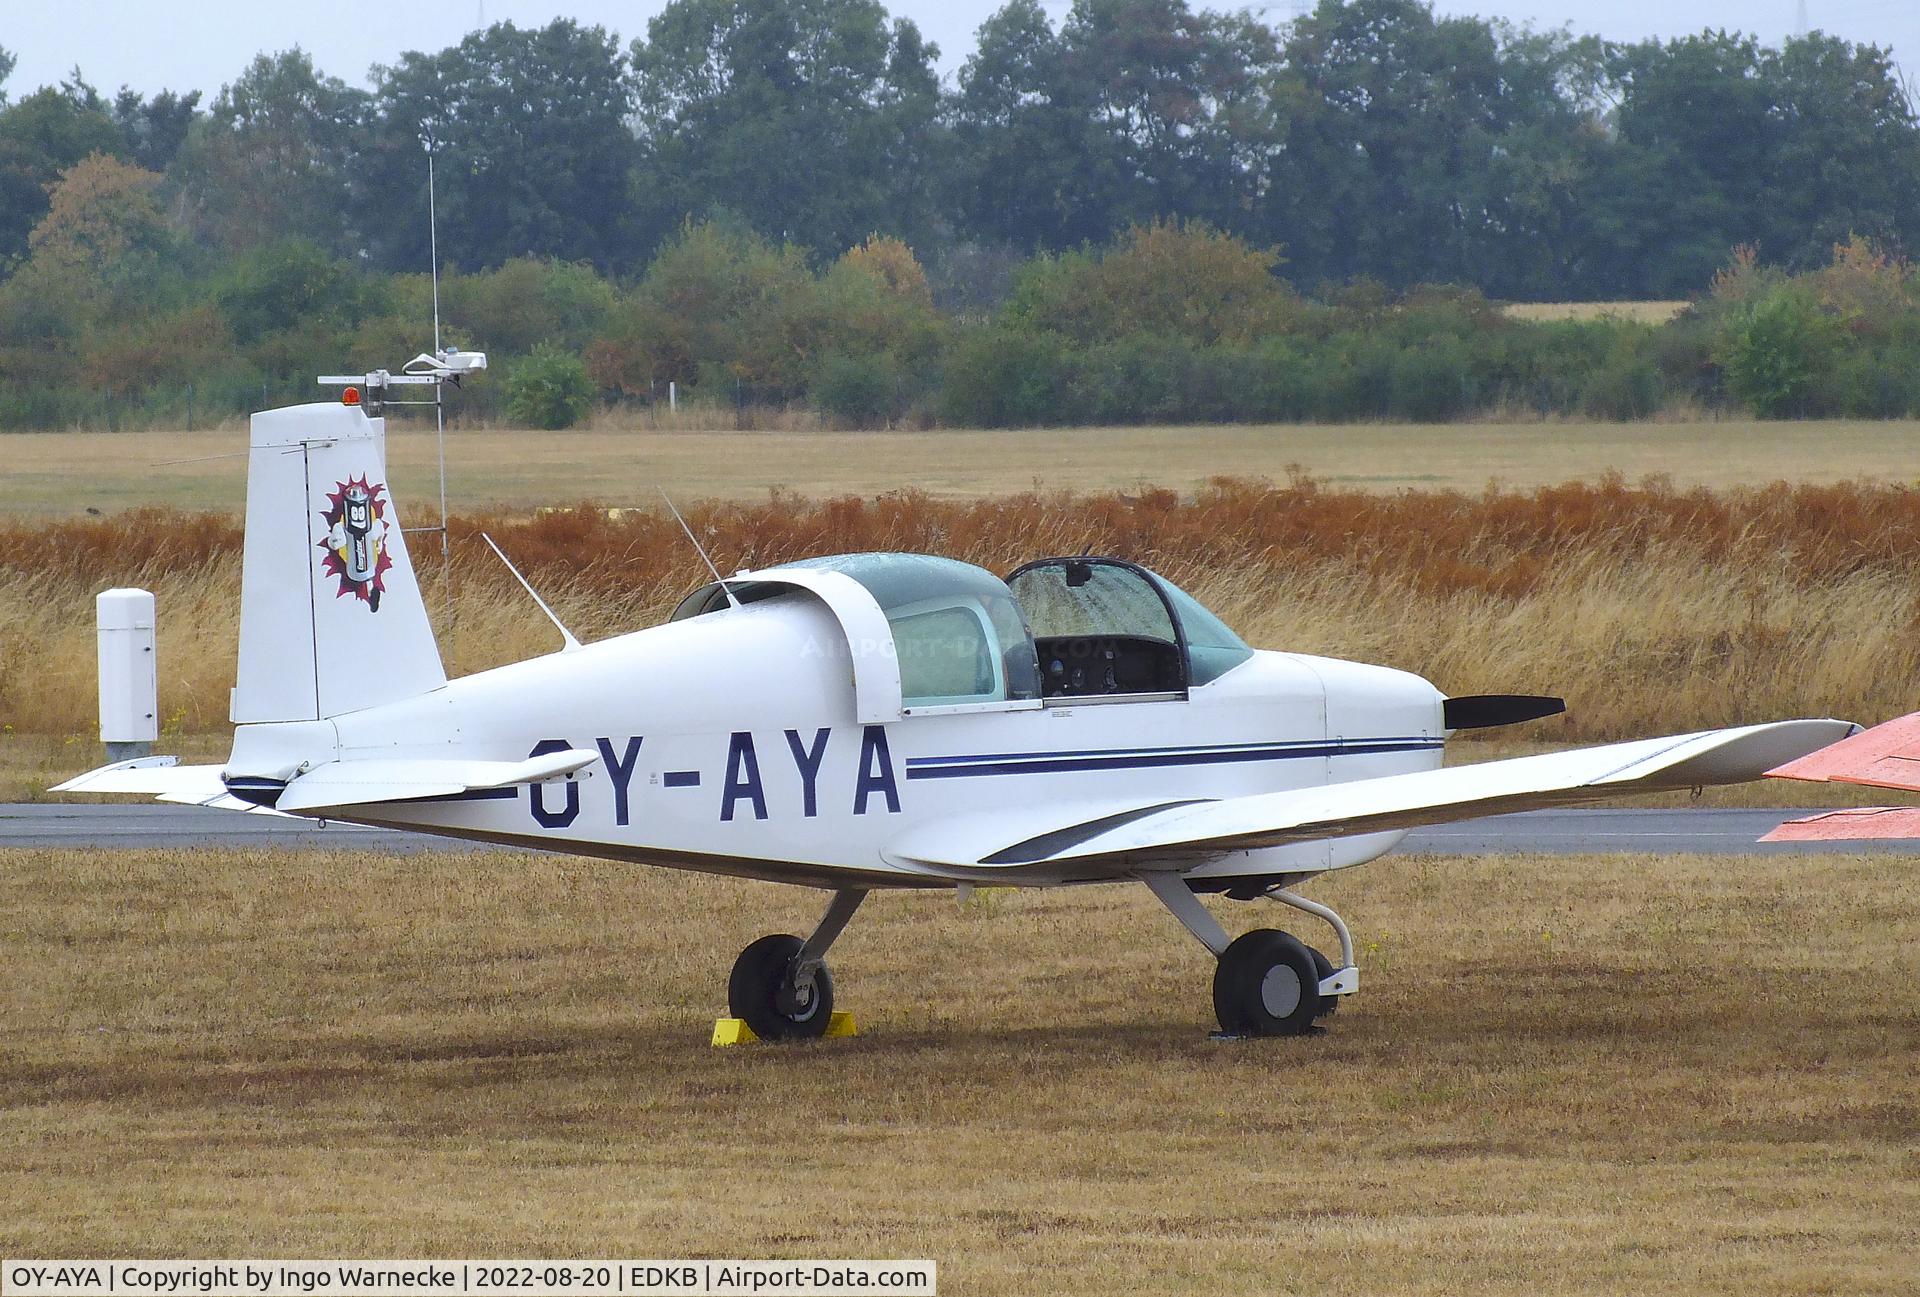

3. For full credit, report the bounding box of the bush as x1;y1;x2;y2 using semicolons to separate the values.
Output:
1834;342;1920;417
1241;339;1315;421
815;351;900;428
938;327;1068;427
1312;333;1397;420
504;345;595;429
1581;353;1664;419
1718;286;1844;417
1387;337;1474;420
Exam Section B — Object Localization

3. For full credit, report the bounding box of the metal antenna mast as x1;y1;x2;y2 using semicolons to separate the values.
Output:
1795;0;1808;37
316;146;487;641
427;146;448;569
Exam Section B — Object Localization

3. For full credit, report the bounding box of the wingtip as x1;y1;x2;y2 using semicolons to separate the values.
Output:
1766;711;1917;785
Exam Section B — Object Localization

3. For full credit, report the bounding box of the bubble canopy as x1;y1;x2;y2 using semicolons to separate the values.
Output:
672;551;1253;708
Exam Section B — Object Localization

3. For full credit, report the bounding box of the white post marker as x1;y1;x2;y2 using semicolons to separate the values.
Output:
96;588;157;762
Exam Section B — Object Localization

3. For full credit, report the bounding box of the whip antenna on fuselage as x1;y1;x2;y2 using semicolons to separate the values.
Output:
479;532;582;651
660;488;740;609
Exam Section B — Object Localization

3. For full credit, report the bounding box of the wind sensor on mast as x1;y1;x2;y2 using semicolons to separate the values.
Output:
315;142;483;566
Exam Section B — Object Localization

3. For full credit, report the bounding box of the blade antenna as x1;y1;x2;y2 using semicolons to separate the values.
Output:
660;488;740;609
480;532;581;652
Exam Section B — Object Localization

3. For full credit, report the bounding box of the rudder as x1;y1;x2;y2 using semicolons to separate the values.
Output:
231;401;446;723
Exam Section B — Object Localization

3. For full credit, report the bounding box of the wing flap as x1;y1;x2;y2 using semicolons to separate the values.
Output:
888;720;1854;874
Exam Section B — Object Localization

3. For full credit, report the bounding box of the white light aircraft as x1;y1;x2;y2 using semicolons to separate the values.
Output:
58;371;1855;1040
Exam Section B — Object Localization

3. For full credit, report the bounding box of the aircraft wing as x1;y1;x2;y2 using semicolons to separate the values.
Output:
886;719;1855;877
54;749;601;814
1759;710;1920;842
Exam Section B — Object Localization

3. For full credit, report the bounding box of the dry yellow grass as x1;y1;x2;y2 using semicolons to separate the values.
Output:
2;844;1914;1289
8;418;1920;517
4;545;1913;764
1503;300;1690;324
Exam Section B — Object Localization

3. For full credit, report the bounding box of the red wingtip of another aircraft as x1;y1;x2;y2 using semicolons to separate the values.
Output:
1766;710;1920;789
1761;806;1920;842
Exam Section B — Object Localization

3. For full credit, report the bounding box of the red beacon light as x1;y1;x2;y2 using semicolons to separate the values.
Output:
342;386;362;406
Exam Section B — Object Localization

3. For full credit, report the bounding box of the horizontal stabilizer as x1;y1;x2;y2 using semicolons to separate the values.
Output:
1767;709;1920;790
52;756;226;799
887;719;1854;875
271;748;600;812
55;749;601;814
1761;807;1920;842
1443;694;1566;730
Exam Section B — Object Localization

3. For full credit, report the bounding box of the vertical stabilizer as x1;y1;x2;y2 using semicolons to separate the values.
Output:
231;402;446;723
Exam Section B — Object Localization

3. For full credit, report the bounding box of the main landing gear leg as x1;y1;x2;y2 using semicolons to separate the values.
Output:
1142;872;1343;1038
728;888;867;1041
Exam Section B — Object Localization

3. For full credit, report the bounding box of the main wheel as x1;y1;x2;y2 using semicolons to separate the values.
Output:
728;933;833;1040
1212;929;1322;1037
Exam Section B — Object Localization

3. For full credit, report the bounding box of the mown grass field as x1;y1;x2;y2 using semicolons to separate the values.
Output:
1503;300;1690;324
6;418;1920;517
3;845;1914;1290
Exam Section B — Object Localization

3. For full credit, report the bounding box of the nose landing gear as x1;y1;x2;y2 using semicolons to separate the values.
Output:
1141;872;1358;1038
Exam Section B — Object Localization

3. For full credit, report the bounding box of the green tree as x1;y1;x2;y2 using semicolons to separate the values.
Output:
443;258;617;355
588;218;814;395
172;50;366;255
1759;35;1920;269
1270;0;1560;291
949;0;1281;251
631;0;942;256
949;0;1104;249
27;153;172;277
110;88;202;173
0;85;126;264
360;20;637;271
212;239;373;348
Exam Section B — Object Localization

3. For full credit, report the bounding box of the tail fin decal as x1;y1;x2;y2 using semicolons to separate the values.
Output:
231;402;446;723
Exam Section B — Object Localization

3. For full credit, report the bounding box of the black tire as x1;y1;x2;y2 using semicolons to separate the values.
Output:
728;933;833;1040
1308;946;1338;1019
1212;929;1321;1037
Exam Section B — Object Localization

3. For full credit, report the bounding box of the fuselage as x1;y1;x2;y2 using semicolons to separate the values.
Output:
227;592;1447;888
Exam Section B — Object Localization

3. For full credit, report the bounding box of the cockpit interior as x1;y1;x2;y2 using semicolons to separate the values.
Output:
672;552;1256;708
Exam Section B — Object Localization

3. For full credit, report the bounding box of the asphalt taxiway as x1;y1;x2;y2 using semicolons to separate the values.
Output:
4;803;1915;855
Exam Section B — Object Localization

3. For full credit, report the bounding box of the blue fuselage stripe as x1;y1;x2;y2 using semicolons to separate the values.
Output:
903;738;1441;780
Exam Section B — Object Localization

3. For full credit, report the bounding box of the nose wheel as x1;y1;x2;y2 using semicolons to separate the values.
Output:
1213;929;1323;1035
1140;872;1357;1038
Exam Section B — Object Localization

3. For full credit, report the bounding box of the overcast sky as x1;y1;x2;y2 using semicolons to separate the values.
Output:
4;0;1915;102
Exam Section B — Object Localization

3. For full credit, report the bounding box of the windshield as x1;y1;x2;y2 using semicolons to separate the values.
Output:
1006;557;1254;693
1155;576;1255;685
